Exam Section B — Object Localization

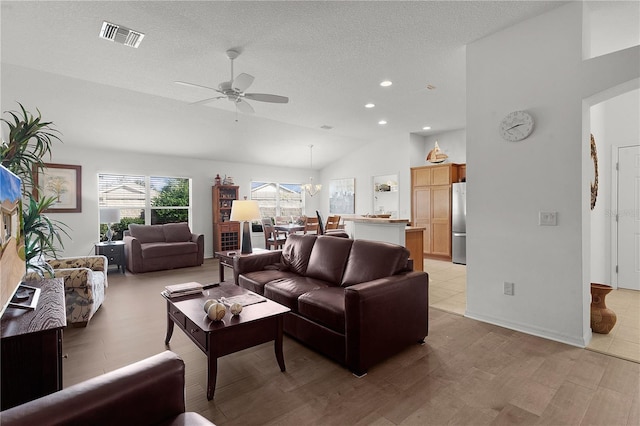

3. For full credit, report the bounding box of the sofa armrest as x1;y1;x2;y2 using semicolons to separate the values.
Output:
0;351;194;426
124;235;143;272
233;251;284;284
47;256;107;273
191;233;204;263
344;271;429;375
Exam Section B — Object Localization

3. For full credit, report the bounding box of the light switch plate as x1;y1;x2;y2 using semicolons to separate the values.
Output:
539;211;557;226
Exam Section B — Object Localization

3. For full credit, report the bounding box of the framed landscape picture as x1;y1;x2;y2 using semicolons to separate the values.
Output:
329;178;355;214
33;163;82;213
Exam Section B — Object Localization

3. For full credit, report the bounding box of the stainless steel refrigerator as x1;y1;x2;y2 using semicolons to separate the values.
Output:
452;182;466;265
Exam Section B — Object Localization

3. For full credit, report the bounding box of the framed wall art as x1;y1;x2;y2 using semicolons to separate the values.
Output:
329;178;355;214
33;163;82;213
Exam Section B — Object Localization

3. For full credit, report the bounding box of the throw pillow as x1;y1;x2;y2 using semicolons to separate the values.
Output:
129;224;165;243
163;222;192;242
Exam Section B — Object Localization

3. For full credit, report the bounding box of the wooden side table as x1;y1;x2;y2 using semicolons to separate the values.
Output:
214;248;269;283
1;278;66;410
95;241;126;273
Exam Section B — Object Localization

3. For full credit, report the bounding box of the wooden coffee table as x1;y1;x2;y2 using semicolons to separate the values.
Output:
162;283;289;400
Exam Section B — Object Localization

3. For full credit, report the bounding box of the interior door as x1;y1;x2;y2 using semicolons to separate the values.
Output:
618;145;640;290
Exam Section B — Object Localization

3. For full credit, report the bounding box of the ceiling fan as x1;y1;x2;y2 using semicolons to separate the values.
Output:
175;49;289;114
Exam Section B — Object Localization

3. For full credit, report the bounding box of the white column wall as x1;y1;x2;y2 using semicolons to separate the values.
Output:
466;2;639;346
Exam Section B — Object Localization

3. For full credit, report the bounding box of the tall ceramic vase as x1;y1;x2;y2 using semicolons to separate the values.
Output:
590;283;617;334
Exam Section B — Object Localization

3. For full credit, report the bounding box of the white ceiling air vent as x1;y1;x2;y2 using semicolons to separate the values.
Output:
99;21;144;48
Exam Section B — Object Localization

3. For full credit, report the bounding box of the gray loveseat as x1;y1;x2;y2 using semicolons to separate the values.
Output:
123;223;204;273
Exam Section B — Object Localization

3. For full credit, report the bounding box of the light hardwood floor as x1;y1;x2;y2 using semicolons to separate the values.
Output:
62;259;639;425
425;258;640;364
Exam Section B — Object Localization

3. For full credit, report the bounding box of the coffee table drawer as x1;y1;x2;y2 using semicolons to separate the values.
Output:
168;308;186;328
186;318;207;350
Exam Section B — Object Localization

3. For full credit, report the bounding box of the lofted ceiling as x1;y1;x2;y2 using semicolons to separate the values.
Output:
0;1;566;169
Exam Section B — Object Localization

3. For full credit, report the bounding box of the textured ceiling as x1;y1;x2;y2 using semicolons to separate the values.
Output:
0;1;566;168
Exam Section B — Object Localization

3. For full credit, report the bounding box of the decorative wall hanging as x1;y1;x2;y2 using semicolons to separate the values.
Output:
426;141;448;163
33;163;82;213
329;178;355;214
590;134;598;210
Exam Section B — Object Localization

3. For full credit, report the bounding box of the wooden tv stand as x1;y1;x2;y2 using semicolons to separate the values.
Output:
1;278;66;410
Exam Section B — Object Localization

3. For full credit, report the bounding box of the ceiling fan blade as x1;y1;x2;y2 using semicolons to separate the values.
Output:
175;81;221;93
233;73;254;92
189;96;225;105
244;93;289;103
236;99;255;114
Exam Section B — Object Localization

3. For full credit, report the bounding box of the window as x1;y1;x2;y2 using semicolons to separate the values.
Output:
251;181;303;220
98;174;191;241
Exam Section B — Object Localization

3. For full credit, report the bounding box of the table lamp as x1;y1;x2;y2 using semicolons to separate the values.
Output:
100;208;121;243
230;199;261;254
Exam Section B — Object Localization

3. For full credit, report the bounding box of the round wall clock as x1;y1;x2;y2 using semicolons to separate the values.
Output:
500;111;534;142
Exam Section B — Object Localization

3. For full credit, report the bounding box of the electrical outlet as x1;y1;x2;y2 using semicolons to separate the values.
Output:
504;282;515;296
539;211;557;226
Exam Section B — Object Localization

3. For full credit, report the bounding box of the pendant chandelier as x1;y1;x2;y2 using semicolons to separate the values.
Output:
301;144;322;197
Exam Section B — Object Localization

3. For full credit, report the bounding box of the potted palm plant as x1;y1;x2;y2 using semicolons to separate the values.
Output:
1;103;68;275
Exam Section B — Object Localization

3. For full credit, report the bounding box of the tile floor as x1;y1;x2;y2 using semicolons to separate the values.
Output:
424;258;640;364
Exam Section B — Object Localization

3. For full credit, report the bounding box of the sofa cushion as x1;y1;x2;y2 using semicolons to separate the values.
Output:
141;242;197;259
305;236;354;285
163;223;192;243
238;270;300;295
264;277;330;312
129;224;166;243
281;234;318;275
298;287;346;333
341;240;410;287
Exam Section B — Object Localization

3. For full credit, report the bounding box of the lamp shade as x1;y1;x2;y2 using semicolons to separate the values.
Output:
99;208;120;224
230;200;261;222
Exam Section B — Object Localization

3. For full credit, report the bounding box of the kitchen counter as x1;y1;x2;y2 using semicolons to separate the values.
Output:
343;217;411;246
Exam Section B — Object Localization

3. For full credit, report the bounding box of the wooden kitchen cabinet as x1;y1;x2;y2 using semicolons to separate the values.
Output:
411;163;463;260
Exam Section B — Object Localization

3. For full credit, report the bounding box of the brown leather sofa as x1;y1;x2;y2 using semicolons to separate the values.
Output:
0;351;213;426
234;234;429;376
123;222;204;273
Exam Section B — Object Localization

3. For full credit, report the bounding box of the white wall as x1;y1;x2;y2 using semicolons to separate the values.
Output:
39;144;318;258
466;2;639;347
320;135;413;220
590;89;640;285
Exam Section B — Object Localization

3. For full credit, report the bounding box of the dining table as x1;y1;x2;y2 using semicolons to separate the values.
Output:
273;223;305;235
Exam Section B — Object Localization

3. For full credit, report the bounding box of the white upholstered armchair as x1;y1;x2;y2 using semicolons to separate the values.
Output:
26;256;108;327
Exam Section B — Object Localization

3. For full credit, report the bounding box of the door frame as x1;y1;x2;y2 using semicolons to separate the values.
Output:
610;143;640;289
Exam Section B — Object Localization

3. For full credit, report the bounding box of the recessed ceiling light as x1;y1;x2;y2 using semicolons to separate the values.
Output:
380;80;392;87
378;120;387;125
365;103;375;108
426;84;436;90
422;126;431;130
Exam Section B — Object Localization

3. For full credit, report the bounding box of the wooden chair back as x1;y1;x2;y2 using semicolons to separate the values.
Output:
325;215;341;230
261;218;285;250
304;216;319;234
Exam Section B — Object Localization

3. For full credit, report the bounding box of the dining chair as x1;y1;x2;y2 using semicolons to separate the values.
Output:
261;218;287;250
304;215;320;234
325;215;341;230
